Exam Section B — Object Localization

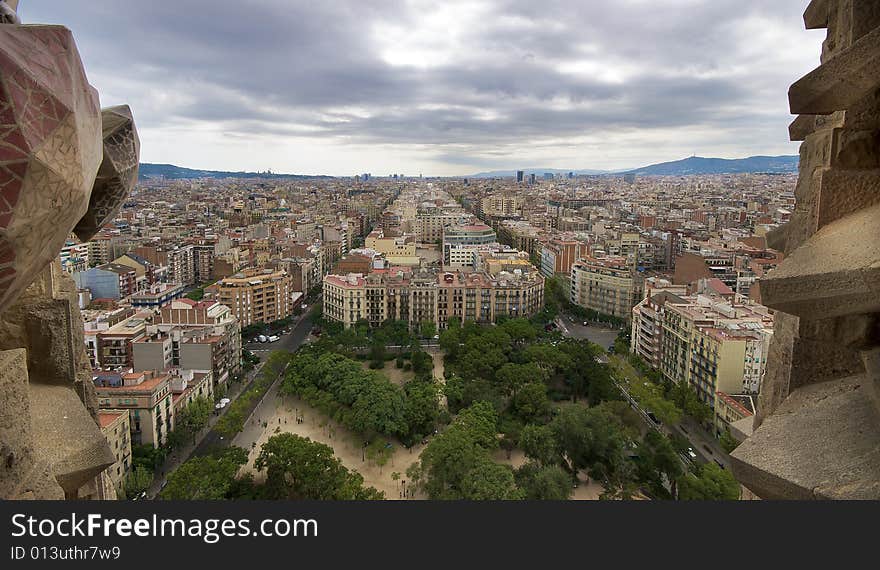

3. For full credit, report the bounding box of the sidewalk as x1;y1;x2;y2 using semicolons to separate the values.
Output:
147;360;265;498
147;311;313;498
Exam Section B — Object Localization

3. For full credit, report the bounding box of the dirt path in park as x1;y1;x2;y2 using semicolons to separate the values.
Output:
236;392;427;500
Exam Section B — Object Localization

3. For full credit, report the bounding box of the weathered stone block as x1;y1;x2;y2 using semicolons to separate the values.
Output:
790;24;880;115
29;383;115;496
731;374;880;500
760;203;880;319
815;167;880;226
805;0;831;30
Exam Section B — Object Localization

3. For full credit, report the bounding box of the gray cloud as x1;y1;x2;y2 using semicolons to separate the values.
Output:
20;0;820;173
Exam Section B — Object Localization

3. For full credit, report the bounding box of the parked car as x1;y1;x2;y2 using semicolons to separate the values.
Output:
257;335;268;343
687;447;698;460
646;411;661;425
220;398;231;405
268;335;280;342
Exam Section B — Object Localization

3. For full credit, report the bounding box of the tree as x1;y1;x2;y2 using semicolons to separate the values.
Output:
403;380;441;443
671;382;713;425
408;402;499;499
173;397;214;445
368;341;386;369
460;456;524;500
410;349;434;379
719;429;739;454
256;433;384;500
159;447;248;500
419;320;436;340
500;318;537;345
438;326;461;358
122;466;153;499
636;431;684;499
495;362;547;399
519;424;560;467
678;463;741;500
550;405;631;486
515;462;573;500
132;444;167;472
511;382;551;423
595;400;644;440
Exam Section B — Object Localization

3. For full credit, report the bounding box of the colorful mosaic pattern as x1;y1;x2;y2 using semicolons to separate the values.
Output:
74;105;140;241
0;25;102;313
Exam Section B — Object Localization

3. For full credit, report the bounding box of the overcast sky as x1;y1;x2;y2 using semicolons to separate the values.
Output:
23;1;823;176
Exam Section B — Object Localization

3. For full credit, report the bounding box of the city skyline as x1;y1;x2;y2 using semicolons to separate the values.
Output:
23;1;823;176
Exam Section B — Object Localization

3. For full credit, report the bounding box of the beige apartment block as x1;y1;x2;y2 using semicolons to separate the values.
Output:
570;256;643;321
209;267;294;326
94;371;174;448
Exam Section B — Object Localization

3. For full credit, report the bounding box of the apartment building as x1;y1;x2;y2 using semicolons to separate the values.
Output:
84;312;149;370
323;265;544;329
713;391;756;437
570;256;643;321
648;293;773;406
209;268;294;327
365;229;419;265
442;223;497;264
74;263;138;300
170;369;214;419
97;411;131;494
416;212;471;244
153;299;242;383
539;238;582;277
60;240;89;273
129;282;186;308
480;195;522;217
93;371;174;448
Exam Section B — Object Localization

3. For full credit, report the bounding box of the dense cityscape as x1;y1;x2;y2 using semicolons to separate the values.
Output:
3;0;876;515
64;168;796;500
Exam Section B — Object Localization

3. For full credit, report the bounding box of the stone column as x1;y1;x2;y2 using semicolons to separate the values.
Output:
730;0;880;500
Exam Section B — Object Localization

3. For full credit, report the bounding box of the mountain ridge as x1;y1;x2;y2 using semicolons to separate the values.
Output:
139;163;333;180
468;155;799;178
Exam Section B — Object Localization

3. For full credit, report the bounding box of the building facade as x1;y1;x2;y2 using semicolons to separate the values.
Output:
570;256;643;320
208;268;294;327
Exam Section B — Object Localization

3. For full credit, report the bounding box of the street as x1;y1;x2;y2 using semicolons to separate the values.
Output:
558;317;730;470
147;310;316;498
554;315;620;349
192;310;315;458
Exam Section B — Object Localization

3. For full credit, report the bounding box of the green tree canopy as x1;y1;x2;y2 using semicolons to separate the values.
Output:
519;424;561;467
160;447;248;500
678;463;741;500
515;462;573;500
636;430;684;499
460;455;524;500
256;433;384;500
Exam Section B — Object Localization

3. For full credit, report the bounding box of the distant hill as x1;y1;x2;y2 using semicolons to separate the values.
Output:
139;163;333;180
622;155;799;176
468;155;799;178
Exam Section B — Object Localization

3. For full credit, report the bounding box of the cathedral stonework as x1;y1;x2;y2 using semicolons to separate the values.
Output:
730;0;880;500
0;1;140;499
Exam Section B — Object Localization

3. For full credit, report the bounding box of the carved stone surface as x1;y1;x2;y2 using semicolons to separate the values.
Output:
0;24;102;315
733;0;880;499
74;105;140;242
0;265;115;499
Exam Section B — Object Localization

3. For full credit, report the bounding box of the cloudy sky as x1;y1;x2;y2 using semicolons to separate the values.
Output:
23;1;823;176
